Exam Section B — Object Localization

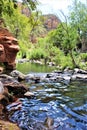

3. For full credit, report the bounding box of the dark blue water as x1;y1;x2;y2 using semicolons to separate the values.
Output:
8;81;87;130
8;63;87;130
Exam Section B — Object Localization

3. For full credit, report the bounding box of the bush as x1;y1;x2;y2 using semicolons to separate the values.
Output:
30;48;46;60
80;53;87;62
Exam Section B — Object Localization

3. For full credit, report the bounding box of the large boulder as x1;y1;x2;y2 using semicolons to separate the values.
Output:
0;27;20;69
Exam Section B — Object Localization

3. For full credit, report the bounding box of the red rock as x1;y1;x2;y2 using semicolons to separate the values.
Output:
0;27;20;69
43;14;61;31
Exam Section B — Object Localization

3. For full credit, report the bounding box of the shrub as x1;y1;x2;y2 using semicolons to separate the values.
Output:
30;48;46;60
80;53;87;62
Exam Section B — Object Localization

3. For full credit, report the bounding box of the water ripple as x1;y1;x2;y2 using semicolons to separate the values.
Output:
7;81;87;130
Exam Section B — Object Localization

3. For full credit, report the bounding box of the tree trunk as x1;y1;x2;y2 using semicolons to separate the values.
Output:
69;50;79;68
81;37;87;52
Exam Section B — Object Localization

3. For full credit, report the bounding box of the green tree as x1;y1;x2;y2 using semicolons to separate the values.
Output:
69;0;87;52
47;23;64;48
0;0;18;17
0;0;38;26
28;11;45;43
0;0;38;16
1;0;40;58
61;23;78;67
47;18;78;67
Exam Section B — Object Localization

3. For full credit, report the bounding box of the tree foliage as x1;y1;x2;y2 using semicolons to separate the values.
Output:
1;0;41;58
1;0;87;69
46;0;87;67
22;0;38;11
0;0;38;17
0;0;17;17
69;0;87;51
47;10;79;67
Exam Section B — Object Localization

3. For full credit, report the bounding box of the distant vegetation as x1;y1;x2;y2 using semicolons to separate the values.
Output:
1;0;87;70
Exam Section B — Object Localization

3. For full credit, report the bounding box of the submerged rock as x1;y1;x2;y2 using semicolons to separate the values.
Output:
44;117;54;128
6;100;22;111
24;91;34;97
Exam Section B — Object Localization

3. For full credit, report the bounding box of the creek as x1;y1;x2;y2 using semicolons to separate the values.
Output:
8;62;87;130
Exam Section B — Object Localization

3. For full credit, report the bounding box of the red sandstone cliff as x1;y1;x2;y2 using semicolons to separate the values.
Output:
0;27;20;69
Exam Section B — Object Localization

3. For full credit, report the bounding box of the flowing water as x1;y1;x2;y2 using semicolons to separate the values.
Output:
8;62;87;130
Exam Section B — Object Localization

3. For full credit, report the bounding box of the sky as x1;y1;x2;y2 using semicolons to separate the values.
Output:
18;0;87;21
37;0;86;20
37;0;72;15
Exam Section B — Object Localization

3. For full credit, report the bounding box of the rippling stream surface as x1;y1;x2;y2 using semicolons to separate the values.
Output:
8;78;87;130
8;63;87;130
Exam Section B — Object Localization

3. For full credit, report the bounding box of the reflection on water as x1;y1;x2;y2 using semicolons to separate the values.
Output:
9;80;87;130
16;62;56;74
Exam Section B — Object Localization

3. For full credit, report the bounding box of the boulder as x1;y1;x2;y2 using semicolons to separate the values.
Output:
0;74;28;98
0;81;4;94
10;70;26;81
4;82;28;98
0;67;4;74
0;94;9;106
0;27;20;70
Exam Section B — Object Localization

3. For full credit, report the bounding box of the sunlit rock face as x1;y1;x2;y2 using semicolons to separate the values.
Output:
43;14;61;31
0;28;20;69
